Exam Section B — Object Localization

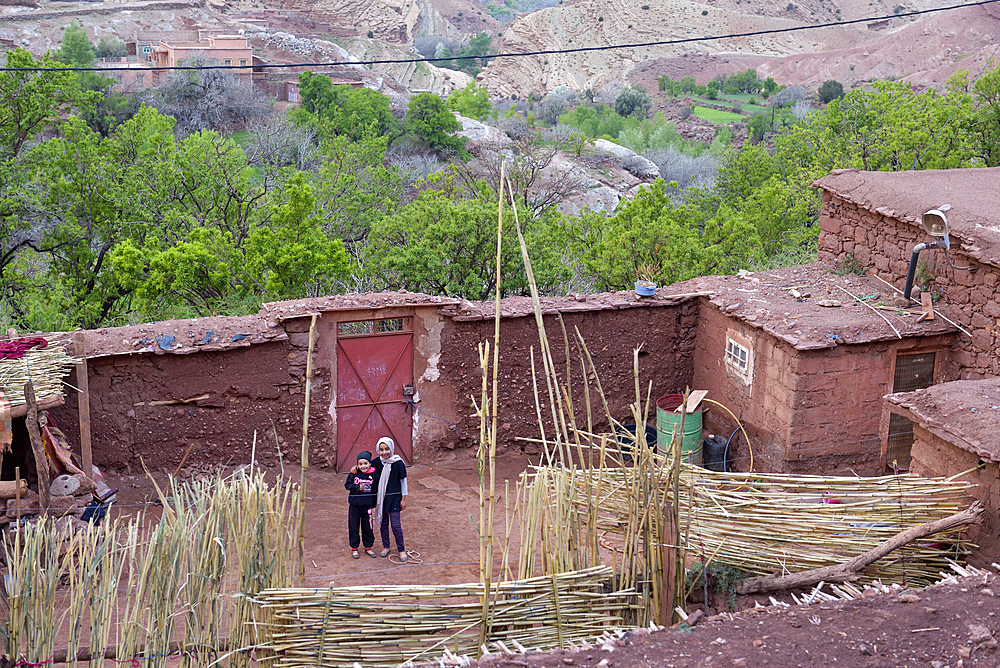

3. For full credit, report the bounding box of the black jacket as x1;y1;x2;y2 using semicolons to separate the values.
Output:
373;458;406;514
345;467;378;506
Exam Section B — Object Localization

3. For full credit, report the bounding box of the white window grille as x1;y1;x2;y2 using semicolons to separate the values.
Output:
725;337;752;383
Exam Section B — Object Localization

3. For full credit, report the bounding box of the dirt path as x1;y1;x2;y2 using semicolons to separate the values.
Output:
478;570;1000;668
107;452;535;589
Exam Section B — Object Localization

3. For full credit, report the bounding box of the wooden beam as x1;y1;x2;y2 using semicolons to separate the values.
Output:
24;381;50;515
9;394;64;420
74;332;93;479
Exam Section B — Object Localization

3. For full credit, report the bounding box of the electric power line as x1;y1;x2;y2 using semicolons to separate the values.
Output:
0;0;998;73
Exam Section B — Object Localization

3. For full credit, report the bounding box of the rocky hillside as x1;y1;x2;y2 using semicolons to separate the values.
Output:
479;0;1000;96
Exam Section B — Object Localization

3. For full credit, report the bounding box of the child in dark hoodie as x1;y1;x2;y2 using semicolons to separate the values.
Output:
345;450;379;559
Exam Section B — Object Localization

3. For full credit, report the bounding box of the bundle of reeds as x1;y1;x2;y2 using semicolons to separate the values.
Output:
545;461;977;587
252;566;628;668
0;346;77;405
0;467;301;667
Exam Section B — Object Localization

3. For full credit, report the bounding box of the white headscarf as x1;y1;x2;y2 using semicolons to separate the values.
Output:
374;437;404;519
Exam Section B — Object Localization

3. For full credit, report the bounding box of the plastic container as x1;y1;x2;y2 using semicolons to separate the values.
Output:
656;393;704;465
634;281;657;297
703;434;729;472
614;423;658;463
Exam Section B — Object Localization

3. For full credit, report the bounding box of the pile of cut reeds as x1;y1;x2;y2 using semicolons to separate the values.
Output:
0;468;301;666
554;461;978;587
0;345;77;406
252;566;629;668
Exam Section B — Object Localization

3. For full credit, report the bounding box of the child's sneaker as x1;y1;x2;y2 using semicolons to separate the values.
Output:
352;549;360;559
365;548;377;558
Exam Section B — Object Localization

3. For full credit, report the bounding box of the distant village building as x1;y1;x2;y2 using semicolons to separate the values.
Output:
99;33;263;88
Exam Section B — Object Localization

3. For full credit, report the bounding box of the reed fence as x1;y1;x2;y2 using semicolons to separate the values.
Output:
0;470;300;667
252;566;631;667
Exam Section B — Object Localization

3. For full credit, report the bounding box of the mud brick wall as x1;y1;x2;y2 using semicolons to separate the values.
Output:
818;192;1000;379
909;426;999;568
438;301;700;457
695;302;957;476
693;305;796;472
52;341;323;475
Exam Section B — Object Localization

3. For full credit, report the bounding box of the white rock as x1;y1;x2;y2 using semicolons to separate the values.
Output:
50;474;80;497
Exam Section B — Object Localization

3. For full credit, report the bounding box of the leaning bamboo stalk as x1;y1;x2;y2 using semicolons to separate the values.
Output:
298;313;318;585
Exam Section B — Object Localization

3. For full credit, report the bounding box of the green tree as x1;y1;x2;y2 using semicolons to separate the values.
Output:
558;181;760;289
447;82;491;120
57;22;96;67
366;174;567;299
817;80;844;103
970;65;1000;166
406;92;464;153
294;73;400;141
614;86;652;118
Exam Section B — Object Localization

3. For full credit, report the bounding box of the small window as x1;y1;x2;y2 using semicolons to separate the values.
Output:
142;45;152;53
224;58;232;66
339;318;411;337
725;336;752;383
136;74;145;85
239;58;248;67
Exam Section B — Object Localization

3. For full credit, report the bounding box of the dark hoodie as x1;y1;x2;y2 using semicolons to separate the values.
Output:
345;467;378;506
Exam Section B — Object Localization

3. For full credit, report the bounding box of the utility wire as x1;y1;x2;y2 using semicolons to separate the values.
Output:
1;0;998;73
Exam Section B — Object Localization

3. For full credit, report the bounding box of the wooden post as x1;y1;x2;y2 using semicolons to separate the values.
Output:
298;313;318;586
24;381;50;515
15;466;21;523
73;332;93;479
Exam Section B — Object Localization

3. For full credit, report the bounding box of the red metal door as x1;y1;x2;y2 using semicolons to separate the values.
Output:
336;318;413;470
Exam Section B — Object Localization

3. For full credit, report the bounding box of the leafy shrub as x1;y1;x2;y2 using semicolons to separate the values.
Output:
818;79;844;103
614;86;652;118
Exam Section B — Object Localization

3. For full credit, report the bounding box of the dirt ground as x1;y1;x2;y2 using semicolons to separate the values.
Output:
108;450;534;589
106;453;1000;668
479;572;1000;668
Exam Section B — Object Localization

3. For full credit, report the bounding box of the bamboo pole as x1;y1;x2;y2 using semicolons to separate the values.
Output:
73;332;92;480
298;313;318;585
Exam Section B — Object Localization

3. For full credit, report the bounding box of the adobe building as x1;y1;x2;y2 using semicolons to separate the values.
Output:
813;166;1000;566
813;167;1000;471
49;291;699;474
32;166;1000;490
674;266;957;475
885;379;1000;567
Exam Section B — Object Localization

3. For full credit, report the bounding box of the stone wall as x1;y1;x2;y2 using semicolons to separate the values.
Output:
818;192;1000;379
909;425;1000;568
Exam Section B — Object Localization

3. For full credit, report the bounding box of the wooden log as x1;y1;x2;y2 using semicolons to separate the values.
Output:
24;381;50;515
14;466;20;522
298;313;317;585
73;332;93;480
8;394;64;420
736;501;986;594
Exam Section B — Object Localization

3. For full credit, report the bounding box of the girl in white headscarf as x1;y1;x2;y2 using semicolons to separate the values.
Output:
373;436;409;561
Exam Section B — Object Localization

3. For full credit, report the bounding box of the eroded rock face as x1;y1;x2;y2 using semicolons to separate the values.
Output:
591;139;660;180
455;114;511;144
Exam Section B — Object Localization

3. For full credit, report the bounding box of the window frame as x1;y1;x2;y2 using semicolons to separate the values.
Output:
724;335;753;384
